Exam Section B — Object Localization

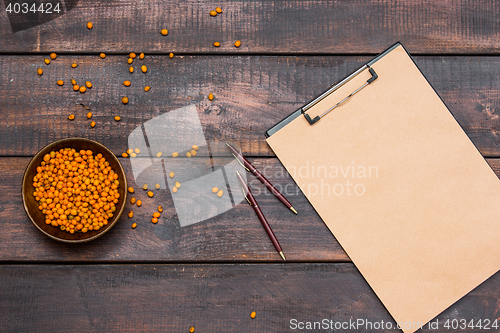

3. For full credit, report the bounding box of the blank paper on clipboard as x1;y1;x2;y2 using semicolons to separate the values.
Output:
266;43;500;333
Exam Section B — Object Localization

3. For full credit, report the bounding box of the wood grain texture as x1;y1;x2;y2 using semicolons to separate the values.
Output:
0;0;499;53
0;264;499;332
0;157;346;262
3;157;500;262
1;55;500;157
2;1;499;330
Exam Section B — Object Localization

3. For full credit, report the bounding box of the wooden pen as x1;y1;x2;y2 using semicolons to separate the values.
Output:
236;171;286;261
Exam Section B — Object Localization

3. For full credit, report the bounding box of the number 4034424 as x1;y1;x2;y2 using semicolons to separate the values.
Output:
5;2;61;14
443;318;499;330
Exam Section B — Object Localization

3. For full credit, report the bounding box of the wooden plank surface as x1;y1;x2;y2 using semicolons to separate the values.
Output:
2;0;499;330
0;157;346;262
0;264;499;332
3;157;500;262
0;0;499;54
1;55;500;157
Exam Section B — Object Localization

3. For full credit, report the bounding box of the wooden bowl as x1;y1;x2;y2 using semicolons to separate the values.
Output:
22;137;127;243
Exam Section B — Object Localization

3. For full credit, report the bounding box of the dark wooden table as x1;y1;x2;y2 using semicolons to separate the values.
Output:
1;1;499;332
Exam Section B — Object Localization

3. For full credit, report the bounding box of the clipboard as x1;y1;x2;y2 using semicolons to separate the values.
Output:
265;43;500;332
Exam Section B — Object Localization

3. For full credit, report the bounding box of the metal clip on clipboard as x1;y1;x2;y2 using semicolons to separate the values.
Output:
301;65;378;125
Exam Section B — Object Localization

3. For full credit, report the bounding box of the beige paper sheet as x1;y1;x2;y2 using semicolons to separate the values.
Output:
266;45;500;333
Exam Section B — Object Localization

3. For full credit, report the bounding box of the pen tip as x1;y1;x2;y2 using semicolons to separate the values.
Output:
225;142;230;147
290;207;298;214
279;251;286;261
